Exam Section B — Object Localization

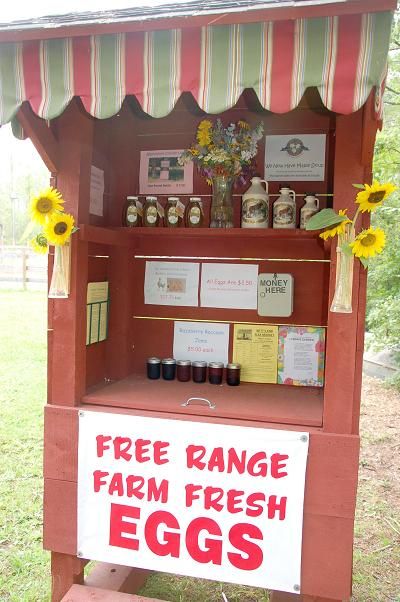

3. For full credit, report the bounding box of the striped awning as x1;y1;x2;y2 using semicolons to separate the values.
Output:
0;10;392;125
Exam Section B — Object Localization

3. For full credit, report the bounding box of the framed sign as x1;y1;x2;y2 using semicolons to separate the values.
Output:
139;149;193;194
264;134;326;181
78;412;309;594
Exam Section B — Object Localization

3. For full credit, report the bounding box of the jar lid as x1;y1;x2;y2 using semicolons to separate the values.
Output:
226;363;241;370
147;357;161;364
208;362;224;368
192;360;207;367
167;196;179;201
146;196;157;201
176;359;191;366
162;357;176;364
127;196;139;200
189;196;201;202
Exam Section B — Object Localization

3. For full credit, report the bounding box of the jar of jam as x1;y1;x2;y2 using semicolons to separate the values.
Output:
161;358;176;380
124;196;142;227
208;362;224;385
147;357;161;379
186;197;204;228
166;197;183;228
192;360;207;383
144;196;159;227
226;363;241;386
176;359;191;382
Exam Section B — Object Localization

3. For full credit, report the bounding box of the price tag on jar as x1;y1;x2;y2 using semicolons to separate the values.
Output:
257;273;294;317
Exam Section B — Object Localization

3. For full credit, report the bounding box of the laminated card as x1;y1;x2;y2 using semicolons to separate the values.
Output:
277;326;325;387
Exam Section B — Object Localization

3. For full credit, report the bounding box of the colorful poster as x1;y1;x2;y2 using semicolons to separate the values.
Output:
277;326;325;387
173;321;229;364
201;263;258;310
78;411;309;593
144;261;199;307
233;324;278;383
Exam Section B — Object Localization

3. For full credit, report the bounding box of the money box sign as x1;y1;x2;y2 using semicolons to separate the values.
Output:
78;412;309;594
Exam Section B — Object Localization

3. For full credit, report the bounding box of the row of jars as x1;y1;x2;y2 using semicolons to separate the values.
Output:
125;196;204;228
124;185;320;230
147;357;241;386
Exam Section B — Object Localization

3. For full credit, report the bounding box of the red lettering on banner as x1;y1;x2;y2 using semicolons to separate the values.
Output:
93;470;109;492
153;441;170;465
228;523;263;570
109;503;140;551
186;517;222;565
246;493;265;518
186;445;206;469
247;452;268;477
114;437;132;461
147;478;169;503
135;439;151;463
204;486;224;512
145;511;180;558
271;453;289;478
96;435;112;457
227;489;245;514
226;448;246;474
109;472;124;496
208;448;225;472
126;475;145;499
267;495;287;520
185;483;202;507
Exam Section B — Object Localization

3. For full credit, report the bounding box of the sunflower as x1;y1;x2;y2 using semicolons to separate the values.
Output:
44;213;74;246
350;227;386;258
197;119;212;146
30;233;49;254
319;209;352;240
29;187;64;225
355;181;397;213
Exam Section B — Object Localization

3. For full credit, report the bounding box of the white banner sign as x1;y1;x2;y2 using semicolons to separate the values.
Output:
78;412;309;594
264;134;326;181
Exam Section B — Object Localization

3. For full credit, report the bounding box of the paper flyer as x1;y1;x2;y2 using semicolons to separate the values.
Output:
201;263;258;309
233;324;279;383
86;281;109;345
173;321;229;364
144;261;199;307
277;326;325;387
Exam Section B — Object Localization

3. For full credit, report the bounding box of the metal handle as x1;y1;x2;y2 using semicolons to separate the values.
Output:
181;397;216;409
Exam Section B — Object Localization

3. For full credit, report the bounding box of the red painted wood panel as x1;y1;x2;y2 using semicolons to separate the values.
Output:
62;585;165;602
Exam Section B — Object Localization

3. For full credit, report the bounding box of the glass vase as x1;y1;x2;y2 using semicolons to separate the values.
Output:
210;175;234;228
48;243;71;299
330;231;354;313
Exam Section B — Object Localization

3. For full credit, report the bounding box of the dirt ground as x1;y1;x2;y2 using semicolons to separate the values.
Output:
351;375;400;602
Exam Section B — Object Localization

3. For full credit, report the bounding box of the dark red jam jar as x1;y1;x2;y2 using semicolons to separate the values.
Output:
226;363;241;386
208;362;224;385
161;358;176;380
147;357;161;379
176;359;191;382
192;360;207;383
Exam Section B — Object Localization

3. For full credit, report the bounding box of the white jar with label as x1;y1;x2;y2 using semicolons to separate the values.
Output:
273;186;296;229
300;193;319;229
241;177;269;228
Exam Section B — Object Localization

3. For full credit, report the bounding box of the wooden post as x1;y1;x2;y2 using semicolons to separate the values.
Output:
51;553;85;602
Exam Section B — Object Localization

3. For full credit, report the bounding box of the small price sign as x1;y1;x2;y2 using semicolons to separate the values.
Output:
258;273;294;317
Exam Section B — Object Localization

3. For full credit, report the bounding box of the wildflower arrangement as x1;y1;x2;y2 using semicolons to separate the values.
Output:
27;187;77;253
306;180;396;267
179;119;264;183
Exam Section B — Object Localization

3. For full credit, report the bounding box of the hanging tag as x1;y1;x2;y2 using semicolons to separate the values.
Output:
258;273;294;317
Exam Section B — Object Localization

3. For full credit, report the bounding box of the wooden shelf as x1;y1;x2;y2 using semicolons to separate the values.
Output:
119;226;322;240
82;374;323;428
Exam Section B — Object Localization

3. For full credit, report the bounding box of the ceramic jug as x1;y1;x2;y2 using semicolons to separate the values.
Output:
300;193;320;229
273;186;296;229
241;177;269;228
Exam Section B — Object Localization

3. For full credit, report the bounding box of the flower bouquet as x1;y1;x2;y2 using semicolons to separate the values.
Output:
180;119;263;227
306;181;396;313
27;187;77;298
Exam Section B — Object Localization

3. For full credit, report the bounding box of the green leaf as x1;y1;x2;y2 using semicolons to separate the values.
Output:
19;220;36;243
341;242;353;257
305;208;349;231
359;257;369;269
352;183;365;190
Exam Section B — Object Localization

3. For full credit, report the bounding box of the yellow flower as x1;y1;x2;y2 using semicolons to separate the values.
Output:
44;213;74;246
197;119;212;146
238;120;250;130
319;209;352;240
29;187;64;225
355;180;397;213
30;233;48;254
350;227;386;258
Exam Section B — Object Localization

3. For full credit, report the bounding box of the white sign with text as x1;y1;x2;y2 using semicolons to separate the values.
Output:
173;320;229;364
264;134;326;181
78;412;309;593
201;263;258;309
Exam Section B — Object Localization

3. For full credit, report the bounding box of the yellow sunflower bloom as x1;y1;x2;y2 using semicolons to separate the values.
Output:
355;180;397;213
44;213;74;246
350;227;386;259
29;187;64;225
238;120;250;130
30;234;49;254
319;209;352;240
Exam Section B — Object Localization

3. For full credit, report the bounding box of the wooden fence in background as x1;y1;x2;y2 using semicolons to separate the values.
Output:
0;245;47;290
